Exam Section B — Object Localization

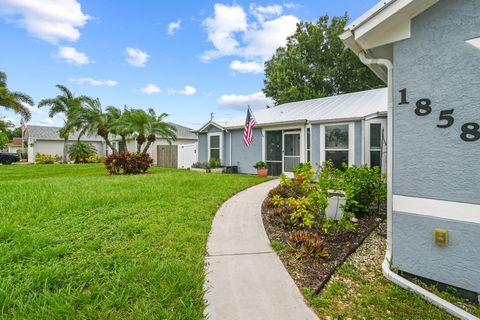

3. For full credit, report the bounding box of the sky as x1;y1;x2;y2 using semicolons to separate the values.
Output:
0;0;379;129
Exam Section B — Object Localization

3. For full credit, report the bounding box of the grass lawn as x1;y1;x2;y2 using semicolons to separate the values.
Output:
0;164;267;319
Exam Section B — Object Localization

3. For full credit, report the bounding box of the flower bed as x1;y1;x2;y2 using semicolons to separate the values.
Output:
261;161;386;294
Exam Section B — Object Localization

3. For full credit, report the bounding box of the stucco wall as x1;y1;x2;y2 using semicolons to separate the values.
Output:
34;140;104;161
230;128;262;174
198;133;208;163
393;212;480;293
393;0;480;204
392;0;480;293
311;124;321;168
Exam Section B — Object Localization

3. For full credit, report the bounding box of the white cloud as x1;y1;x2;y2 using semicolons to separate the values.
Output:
0;0;90;43
139;84;161;94
125;47;149;67
170;85;197;96
201;4;248;61
229;60;263;74
40;117;54;125
57;46;89;65
167;18;181;35
217;91;273;110
22;102;43;115
250;4;283;22
201;3;299;71
68;77;117;86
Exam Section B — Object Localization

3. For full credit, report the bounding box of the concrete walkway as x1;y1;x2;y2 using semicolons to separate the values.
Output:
204;180;319;320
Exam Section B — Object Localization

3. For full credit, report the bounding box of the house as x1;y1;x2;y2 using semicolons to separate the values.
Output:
25;124;198;166
196;88;387;176
342;0;480;308
4;137;23;154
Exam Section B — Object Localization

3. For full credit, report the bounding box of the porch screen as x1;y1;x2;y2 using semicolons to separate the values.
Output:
266;131;282;176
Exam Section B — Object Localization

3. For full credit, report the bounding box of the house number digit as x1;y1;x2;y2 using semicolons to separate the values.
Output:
437;109;454;128
460;123;480;142
415;99;432;116
399;88;409;105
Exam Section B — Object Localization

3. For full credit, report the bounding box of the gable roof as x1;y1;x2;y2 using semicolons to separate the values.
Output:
26;123;197;141
200;88;387;130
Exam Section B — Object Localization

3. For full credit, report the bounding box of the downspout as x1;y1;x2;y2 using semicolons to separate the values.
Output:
358;52;477;320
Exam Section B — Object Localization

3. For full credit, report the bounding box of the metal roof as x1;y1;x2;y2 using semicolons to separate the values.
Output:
27;123;197;141
210;88;387;129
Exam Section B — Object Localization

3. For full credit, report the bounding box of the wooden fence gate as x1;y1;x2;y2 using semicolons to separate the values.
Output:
157;145;178;168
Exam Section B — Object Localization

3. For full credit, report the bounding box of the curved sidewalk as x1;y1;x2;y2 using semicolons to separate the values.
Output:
204;180;319;320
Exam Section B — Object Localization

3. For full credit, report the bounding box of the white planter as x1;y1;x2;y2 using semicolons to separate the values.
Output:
190;167;208;173
325;191;346;220
190;167;224;173
210;168;224;173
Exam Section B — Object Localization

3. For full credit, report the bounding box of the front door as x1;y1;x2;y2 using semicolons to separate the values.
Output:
283;131;301;174
265;130;283;176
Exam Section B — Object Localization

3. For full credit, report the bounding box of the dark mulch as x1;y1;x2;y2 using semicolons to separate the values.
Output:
261;202;385;294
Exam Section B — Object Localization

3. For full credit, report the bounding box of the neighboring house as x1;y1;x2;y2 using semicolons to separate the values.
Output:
196;88;387;175
4;137;23;154
342;0;479;302
25;123;198;166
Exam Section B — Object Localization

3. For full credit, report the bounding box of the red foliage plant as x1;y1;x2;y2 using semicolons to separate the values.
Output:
104;152;153;175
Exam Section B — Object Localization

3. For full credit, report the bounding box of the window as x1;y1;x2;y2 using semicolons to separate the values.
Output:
208;134;222;161
370;123;382;170
325;124;349;170
118;141;126;153
306;128;311;162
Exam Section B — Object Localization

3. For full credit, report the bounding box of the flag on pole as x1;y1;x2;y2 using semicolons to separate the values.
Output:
20;118;27;133
243;106;256;146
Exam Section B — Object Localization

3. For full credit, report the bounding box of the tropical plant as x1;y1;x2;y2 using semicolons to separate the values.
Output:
67;141;97;163
71;97;117;153
253;161;266;169
209;158;221;168
288;230;328;260
38;85;90;163
0;71;34;121
0;132;9;149
104;152;153;174
35;153;61;164
119;108;176;154
262;15;384;105
106;105;132;152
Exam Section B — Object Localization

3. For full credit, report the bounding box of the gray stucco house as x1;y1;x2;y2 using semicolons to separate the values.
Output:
196;88;387;176
25;123;198;166
342;0;480;307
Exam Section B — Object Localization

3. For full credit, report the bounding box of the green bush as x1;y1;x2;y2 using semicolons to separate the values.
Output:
68;141;97;164
288;230;328;260
208;158;221;168
85;154;105;163
35;153;61;164
253;161;266;169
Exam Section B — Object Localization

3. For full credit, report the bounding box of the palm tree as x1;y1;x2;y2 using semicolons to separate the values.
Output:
72;97;118;153
38;85;89;163
68;141;96;163
0;71;34;121
121;108;176;154
106;105;132;153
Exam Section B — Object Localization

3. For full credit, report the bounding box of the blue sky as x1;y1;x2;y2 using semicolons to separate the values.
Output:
0;0;378;129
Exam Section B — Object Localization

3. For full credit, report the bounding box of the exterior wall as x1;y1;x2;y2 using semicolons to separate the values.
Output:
392;0;480;293
231;128;262;174
311;124;321;167
198;133;208;163
354;121;362;165
32;140;104;162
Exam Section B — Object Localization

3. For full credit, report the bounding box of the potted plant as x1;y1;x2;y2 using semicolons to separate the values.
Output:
253;161;268;177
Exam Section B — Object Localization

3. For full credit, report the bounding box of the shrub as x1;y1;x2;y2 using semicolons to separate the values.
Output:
209;158;221;168
86;154;105;163
35;153;58;164
68;141;97;163
104;152;153;175
288;230;328;260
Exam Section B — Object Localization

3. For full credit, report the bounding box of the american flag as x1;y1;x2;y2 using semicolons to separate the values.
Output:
243;106;256;146
20;118;27;133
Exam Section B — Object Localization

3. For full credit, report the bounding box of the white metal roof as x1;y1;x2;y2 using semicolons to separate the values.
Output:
209;88;387;129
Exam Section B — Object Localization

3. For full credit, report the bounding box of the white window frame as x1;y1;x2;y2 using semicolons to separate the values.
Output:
365;118;386;168
207;132;223;162
306;125;312;163
320;122;355;167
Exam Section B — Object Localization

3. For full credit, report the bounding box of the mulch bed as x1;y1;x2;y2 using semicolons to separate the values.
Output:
261;202;385;294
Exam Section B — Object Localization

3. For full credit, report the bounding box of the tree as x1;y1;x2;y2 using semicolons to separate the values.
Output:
262;14;384;105
0;132;9;150
0;71;34;121
106;106;132;153
120;108;176;154
38;85;89;163
67;141;96;163
72;97;117;153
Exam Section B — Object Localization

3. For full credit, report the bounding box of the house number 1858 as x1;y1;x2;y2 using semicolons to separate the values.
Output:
399;88;480;142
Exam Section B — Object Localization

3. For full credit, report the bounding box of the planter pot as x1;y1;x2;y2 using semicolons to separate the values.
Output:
210;167;224;173
257;168;268;177
325;190;346;220
190;167;208;173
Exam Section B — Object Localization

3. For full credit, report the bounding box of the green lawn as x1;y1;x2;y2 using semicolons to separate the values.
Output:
0;164;267;319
